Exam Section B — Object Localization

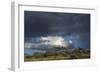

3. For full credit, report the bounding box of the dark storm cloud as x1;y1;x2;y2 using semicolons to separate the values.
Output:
24;11;90;48
24;11;90;37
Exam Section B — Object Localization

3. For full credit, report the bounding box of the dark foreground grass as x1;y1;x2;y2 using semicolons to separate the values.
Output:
24;49;90;62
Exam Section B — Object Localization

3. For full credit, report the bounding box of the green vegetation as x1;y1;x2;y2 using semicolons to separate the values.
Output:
24;48;90;62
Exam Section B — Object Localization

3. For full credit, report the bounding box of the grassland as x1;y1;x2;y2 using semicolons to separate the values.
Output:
24;47;90;62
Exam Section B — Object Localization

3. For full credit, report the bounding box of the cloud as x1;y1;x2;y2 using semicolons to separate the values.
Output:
24;11;90;49
40;36;67;47
24;42;33;49
24;36;68;49
24;11;90;37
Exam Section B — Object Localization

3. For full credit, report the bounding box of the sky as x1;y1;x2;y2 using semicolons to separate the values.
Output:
24;11;90;49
